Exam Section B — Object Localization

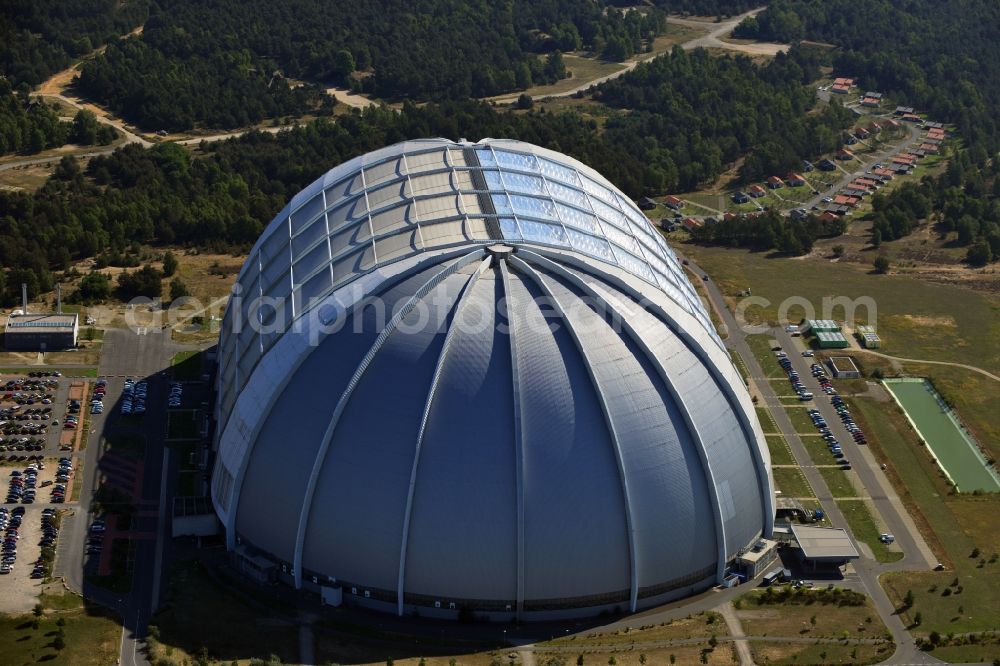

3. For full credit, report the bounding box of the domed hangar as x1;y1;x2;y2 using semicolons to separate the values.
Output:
211;138;774;620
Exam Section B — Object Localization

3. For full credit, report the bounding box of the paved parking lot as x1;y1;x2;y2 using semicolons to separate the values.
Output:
0;505;51;614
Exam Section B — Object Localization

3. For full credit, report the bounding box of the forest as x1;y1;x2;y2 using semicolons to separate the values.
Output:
733;0;1000;155
0;43;860;303
689;210;845;256
0;80;117;156
74;0;666;130
0;0;150;87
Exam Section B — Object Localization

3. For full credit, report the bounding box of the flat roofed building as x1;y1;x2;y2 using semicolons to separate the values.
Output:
806;319;840;333
790;525;860;571
737;538;779;578
816;331;849;349
828;356;861;378
4;313;78;351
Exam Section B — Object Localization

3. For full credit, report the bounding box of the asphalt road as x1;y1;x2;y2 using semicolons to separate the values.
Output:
52;327;188;666
677;253;945;666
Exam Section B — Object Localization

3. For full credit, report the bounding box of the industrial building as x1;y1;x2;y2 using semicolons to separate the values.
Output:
804;319;840;333
4;313;78;351
3;284;78;351
856;324;881;349
211;138;775;621
815;331;850;349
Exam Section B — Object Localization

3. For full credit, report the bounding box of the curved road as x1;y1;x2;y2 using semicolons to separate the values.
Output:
492;7;777;103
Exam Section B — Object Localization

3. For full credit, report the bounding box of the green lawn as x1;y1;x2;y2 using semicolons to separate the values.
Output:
819;466;858;498
756;407;778;434
801;435;837;464
729;350;750;385
0;366;98;377
785;405;822;435
0;597;122;666
745;334;787;379
773;467;814;499
170;350;204;381
835;500;902;564
766;434;796;466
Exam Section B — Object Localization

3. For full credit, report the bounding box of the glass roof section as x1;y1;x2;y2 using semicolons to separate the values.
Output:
217;139;719;417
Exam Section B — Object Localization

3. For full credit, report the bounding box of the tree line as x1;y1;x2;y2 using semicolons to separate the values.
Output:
689;209;845;256
71;0;669;130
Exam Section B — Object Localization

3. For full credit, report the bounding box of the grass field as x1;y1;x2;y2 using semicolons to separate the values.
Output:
819;466;858;498
735;588;889;641
0;366;98;377
745;335;787;379
678;244;1000;375
835;500;903;564
847;393;1000;649
0;595;122;666
772;467;814;499
766;434;796;466
756;407;778;434
785;406;822;435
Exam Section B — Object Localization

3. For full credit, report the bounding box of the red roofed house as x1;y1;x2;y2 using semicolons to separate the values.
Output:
787;174;806;187
861;96;880;107
834;195;860;207
836;148;855;160
869;122;882;133
873;168;895;179
854;127;870;139
819;211;840;223
664;195;683;210
682;217;702;231
855;178;877;188
723;212;738;222
831;84;850;94
919;143;939;153
887;118;901;128
767;176;784;189
847;182;871;194
833;77;856;86
749;184;766;198
901;113;922;123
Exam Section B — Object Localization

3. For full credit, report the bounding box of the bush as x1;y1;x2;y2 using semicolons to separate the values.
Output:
873;255;891;274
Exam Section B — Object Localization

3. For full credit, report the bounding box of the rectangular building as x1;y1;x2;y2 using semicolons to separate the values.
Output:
4;313;79;351
816;331;850;349
828;356;861;378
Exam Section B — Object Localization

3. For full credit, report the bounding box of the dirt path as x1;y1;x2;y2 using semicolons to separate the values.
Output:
859;351;1000;383
324;87;376;109
718;601;755;665
33;25;152;148
492;7;778;104
668;8;788;56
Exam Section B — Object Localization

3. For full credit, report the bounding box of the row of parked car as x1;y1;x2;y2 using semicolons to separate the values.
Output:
86;517;106;556
168;381;183;408
49;459;73;504
806;409;852;470
831;394;867;445
6;465;43;504
776;353;814;401
121;377;147;415
91;380;106;416
0;436;46;452
0;506;24;574
34;509;60;578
